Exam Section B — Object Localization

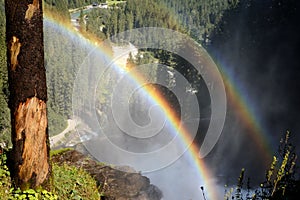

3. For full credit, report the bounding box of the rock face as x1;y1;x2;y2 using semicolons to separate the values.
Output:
52;150;162;200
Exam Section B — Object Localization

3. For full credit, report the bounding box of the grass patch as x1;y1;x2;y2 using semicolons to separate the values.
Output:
50;148;73;158
52;163;100;200
0;149;100;200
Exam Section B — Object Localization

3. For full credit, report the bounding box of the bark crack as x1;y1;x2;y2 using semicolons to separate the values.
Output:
25;0;39;21
9;36;21;71
14;97;49;186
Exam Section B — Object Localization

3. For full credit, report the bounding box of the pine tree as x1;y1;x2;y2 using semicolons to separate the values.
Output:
5;0;51;189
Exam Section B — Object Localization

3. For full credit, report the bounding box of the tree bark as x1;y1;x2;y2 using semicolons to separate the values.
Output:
5;0;50;188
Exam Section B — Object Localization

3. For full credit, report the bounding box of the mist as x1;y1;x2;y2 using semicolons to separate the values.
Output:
44;0;300;199
206;0;300;184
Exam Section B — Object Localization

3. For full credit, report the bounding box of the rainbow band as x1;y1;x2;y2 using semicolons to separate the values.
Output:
221;67;273;164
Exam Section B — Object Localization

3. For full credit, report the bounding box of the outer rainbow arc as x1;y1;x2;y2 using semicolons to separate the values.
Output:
221;68;273;166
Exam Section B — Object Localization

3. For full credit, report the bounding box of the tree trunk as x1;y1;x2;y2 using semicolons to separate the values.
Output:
5;0;50;188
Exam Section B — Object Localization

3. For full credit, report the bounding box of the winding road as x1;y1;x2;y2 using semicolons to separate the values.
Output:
50;119;76;147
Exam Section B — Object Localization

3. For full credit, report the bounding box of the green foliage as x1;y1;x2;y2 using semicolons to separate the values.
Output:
0;150;100;200
50;148;74;158
226;131;299;200
47;107;67;137
235;168;245;200
10;188;58;200
158;0;240;43
0;0;11;148
85;0;240;44
44;0;70;18
52;163;100;200
1;151;58;199
86;0;179;39
264;131;298;198
0;151;11;199
43;1;93;136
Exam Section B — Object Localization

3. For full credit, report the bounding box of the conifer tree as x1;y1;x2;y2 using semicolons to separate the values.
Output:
5;0;50;188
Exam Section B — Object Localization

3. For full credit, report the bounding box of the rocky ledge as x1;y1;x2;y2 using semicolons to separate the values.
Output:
52;150;162;200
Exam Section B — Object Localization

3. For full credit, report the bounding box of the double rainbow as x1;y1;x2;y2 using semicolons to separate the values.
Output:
44;7;272;199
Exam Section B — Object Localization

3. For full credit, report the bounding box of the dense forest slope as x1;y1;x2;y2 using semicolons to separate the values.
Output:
0;0;238;146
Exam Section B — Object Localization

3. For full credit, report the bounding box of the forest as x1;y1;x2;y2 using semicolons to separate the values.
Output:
0;0;238;146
